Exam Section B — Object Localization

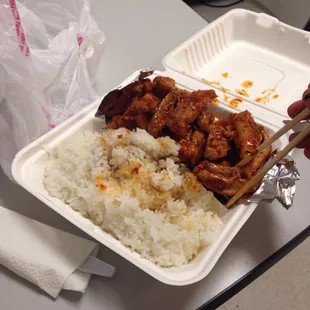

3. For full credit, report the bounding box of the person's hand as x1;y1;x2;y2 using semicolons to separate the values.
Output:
287;84;310;159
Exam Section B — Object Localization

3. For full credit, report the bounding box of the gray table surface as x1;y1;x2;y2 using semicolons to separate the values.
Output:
1;0;310;309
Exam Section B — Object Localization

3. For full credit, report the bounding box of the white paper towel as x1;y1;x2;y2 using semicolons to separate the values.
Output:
0;206;99;298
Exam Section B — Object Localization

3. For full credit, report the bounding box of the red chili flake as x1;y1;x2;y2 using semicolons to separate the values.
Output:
117;134;123;139
131;163;142;174
95;176;107;191
96;183;107;191
192;185;202;193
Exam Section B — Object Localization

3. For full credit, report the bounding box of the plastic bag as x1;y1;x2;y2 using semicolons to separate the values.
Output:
0;0;105;179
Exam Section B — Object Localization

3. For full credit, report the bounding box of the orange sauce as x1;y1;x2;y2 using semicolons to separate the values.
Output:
229;98;243;108
261;88;276;95
235;89;249;97
241;80;254;89
223;94;230;102
255;97;269;104
201;78;220;86
221;72;230;78
220;86;229;93
255;88;277;104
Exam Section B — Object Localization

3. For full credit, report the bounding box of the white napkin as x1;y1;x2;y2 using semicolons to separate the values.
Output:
0;206;99;298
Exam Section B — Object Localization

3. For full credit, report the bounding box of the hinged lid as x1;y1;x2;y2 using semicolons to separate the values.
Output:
162;9;310;121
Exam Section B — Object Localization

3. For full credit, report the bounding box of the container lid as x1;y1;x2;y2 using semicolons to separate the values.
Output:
162;9;310;119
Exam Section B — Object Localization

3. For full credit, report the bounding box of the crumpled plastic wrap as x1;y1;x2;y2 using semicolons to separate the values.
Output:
0;0;105;180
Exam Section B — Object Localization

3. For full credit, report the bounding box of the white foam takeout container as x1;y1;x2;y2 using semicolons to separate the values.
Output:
12;9;307;285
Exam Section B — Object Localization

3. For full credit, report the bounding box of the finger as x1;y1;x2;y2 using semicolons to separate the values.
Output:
287;100;307;118
304;148;310;159
287;85;310;118
289;132;310;148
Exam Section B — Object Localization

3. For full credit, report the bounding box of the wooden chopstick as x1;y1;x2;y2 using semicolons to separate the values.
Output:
236;108;310;167
226;123;310;209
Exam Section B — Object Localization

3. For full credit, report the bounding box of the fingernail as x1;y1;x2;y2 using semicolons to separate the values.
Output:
303;93;310;101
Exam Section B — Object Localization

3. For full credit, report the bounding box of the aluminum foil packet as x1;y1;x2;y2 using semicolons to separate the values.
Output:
248;152;300;209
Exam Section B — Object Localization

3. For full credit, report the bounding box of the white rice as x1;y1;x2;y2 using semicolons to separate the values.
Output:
43;128;223;267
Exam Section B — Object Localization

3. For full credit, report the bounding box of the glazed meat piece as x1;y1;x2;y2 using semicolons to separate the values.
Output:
198;112;234;161
165;93;197;138
220;160;231;167
241;125;272;178
106;115;137;130
179;130;206;166
95;89;123;118
204;123;231;161
152;76;176;99
212;113;226;125
195;160;240;179
231;110;263;159
124;93;160;116
106;113;150;131
191;129;206;148
142;78;153;93
193;125;270;197
193;161;258;196
224;126;237;142
190;90;217;109
135;113;150;130
166;90;217;139
148;92;178;137
95;79;152;118
122;79;151;96
197;111;233;132
105;92;159;130
179;140;196;166
138;70;154;82
193;161;246;196
105;115;122;129
197;112;214;132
